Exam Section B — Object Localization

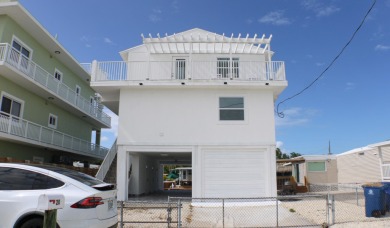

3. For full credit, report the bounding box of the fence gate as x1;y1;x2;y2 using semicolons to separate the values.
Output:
119;199;180;228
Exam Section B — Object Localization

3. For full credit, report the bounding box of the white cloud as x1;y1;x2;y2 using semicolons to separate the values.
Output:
149;9;162;22
276;107;317;127
171;0;179;11
276;141;284;149
101;136;109;142
80;35;91;48
302;0;340;17
104;37;114;45
80;35;89;42
375;44;390;51
246;19;253;24
258;10;291;25
316;5;340;17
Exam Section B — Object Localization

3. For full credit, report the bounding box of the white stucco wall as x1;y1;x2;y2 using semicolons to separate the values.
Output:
117;87;275;145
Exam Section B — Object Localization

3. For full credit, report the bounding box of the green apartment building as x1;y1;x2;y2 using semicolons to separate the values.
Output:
0;0;111;164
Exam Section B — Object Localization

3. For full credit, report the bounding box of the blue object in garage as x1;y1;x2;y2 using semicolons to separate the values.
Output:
362;184;386;218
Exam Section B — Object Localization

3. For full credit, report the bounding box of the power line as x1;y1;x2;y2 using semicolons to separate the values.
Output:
276;0;377;118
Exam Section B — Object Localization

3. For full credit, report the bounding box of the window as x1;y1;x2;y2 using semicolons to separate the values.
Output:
54;69;63;81
219;97;244;121
0;167;64;190
217;58;239;78
0;93;23;119
48;114;58;129
174;58;186;79
307;162;326;172
10;37;32;70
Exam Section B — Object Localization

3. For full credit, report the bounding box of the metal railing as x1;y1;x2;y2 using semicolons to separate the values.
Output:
95;139;117;181
0;43;111;127
92;60;286;82
0;111;108;159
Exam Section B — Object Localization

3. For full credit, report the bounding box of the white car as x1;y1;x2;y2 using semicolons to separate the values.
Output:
0;163;117;228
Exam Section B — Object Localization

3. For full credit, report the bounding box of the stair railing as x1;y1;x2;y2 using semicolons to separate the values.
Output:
95;139;117;181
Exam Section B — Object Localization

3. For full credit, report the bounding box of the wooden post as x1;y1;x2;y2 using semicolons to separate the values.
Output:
43;209;57;228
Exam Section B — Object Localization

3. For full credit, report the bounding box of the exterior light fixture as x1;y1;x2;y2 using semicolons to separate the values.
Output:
54;50;61;54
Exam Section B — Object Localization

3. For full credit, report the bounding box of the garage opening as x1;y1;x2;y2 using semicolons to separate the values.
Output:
127;151;192;201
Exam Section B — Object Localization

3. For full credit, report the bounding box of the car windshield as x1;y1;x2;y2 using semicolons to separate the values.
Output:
31;164;104;187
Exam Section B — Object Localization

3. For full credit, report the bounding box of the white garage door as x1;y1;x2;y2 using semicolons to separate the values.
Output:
203;150;267;198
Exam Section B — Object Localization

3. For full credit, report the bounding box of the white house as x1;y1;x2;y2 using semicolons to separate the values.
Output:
90;28;287;200
337;141;390;184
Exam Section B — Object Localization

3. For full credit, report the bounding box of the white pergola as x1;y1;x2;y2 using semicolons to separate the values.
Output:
141;31;273;59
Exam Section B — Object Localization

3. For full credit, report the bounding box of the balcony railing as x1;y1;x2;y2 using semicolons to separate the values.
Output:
0;43;111;127
0;111;108;159
91;60;286;82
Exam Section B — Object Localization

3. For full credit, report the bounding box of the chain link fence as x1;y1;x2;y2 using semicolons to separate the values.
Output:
308;183;390;224
118;195;330;227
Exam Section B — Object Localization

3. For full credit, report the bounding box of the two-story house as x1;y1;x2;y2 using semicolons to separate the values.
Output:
0;0;111;164
90;28;287;200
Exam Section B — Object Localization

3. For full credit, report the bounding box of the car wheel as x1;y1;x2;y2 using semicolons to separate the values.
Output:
20;217;43;228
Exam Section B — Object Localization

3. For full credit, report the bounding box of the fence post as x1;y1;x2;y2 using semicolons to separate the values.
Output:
355;187;359;206
276;196;279;228
167;196;171;228
222;198;225;228
178;198;182;228
120;201;124;228
327;194;335;225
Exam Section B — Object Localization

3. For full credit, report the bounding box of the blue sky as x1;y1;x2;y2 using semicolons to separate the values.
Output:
19;0;390;155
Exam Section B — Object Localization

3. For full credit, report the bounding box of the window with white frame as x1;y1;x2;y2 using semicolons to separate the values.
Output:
219;97;244;121
54;69;63;82
175;59;186;79
217;58;239;78
307;161;326;172
10;37;32;70
0;92;23;120
48;114;58;129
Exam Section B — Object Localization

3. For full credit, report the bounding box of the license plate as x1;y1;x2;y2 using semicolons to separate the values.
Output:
107;199;113;210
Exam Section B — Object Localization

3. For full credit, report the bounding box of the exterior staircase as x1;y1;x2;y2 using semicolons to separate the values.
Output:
95;139;117;184
103;155;117;184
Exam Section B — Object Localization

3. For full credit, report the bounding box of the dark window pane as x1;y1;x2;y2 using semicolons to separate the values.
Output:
219;97;244;109
0;167;64;190
11;101;21;117
12;41;21;51
220;110;244;120
0;167;35;190
21;47;30;58
1;97;11;113
32;173;64;189
33;165;103;187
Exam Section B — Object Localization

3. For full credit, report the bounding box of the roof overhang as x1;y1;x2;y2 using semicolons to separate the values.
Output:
0;1;90;82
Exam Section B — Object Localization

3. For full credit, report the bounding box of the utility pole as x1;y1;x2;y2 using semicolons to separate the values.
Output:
328;140;332;155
